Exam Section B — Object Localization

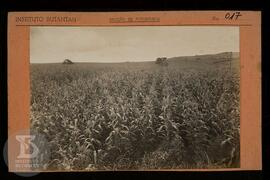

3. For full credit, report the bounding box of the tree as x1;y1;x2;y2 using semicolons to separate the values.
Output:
155;57;168;66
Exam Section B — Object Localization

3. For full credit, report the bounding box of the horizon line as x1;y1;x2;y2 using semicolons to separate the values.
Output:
30;51;239;64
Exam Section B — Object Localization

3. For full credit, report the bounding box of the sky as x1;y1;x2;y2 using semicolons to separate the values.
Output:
30;26;239;63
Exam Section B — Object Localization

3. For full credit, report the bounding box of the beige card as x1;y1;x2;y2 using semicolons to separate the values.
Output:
7;11;261;172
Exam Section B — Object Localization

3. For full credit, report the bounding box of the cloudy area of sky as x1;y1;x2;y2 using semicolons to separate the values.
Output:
30;26;239;63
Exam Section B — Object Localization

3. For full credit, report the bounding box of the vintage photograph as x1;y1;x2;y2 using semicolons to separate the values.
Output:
29;26;240;170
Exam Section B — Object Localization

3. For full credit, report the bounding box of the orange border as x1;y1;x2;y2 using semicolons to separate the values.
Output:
8;11;261;171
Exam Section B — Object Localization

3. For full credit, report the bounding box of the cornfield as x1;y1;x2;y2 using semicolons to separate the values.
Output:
30;62;240;170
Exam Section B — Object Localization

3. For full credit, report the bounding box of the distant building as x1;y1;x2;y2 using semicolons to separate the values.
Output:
63;59;74;64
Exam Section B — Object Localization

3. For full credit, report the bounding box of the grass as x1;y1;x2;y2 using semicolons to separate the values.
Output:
30;59;240;170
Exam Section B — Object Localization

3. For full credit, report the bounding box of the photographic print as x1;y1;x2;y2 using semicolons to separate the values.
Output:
7;11;261;172
30;26;240;170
